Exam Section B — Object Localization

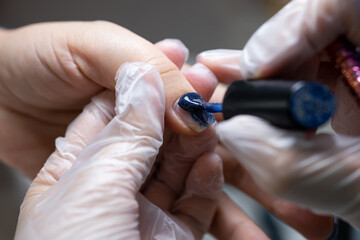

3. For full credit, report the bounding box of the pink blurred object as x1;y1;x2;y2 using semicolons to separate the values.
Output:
329;37;360;102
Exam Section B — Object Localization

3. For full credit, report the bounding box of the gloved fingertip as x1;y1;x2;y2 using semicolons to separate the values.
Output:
197;49;242;60
216;115;274;140
189;152;224;200
238;48;264;79
196;49;243;84
112;62;165;143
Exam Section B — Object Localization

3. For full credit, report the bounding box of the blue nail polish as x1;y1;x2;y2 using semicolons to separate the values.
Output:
178;92;206;112
178;92;218;127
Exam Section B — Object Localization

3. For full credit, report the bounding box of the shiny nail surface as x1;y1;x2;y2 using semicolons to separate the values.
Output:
174;94;215;132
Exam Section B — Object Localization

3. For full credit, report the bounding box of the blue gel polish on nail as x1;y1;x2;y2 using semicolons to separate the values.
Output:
179;92;206;112
178;92;218;127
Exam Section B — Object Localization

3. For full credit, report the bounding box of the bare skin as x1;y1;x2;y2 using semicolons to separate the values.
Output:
0;21;197;178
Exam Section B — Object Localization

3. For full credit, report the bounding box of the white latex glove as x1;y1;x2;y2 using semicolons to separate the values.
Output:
238;0;360;78
217;115;360;229
195;0;360;237
15;62;223;240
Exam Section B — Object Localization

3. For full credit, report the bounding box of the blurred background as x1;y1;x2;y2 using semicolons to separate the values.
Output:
0;0;285;60
1;0;357;239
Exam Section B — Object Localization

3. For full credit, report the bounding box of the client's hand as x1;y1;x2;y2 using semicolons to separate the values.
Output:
195;0;360;237
0;22;199;178
15;62;223;240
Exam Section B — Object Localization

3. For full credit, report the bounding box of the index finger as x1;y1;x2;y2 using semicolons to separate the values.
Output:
24;21;204;135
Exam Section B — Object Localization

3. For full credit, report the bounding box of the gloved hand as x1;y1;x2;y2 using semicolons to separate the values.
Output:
15;62;224;240
197;0;360;234
198;0;360;81
0;22;202;178
197;0;360;135
217;115;360;230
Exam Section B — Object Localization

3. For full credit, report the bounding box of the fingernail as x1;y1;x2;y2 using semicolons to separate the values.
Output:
173;97;215;132
157;38;189;62
183;63;218;89
327;220;338;240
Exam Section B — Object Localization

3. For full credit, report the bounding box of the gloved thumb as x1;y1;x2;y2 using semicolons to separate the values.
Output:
69;61;165;189
217;115;360;229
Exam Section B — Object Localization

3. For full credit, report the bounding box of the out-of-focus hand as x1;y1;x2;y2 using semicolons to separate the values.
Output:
217;115;360;231
193;0;360;237
0;22;202;178
15;62;224;240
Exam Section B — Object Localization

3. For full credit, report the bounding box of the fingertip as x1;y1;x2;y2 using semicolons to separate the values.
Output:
152;52;217;135
183;63;218;101
155;38;189;69
186;152;224;200
216;115;276;143
197;49;243;84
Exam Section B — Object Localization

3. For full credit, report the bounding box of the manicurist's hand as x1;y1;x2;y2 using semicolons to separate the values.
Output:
196;0;360;236
197;0;360;135
0;22;201;178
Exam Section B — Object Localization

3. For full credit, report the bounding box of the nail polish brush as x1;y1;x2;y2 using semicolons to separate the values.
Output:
178;80;336;130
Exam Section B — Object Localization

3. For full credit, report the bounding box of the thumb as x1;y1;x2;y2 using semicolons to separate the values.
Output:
61;21;200;134
6;21;202;134
70;62;165;186
240;0;358;78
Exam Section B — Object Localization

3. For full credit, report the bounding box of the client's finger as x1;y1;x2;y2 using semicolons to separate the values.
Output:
156;39;218;102
182;63;218;101
210;194;270;240
172;152;223;239
155;38;189;69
